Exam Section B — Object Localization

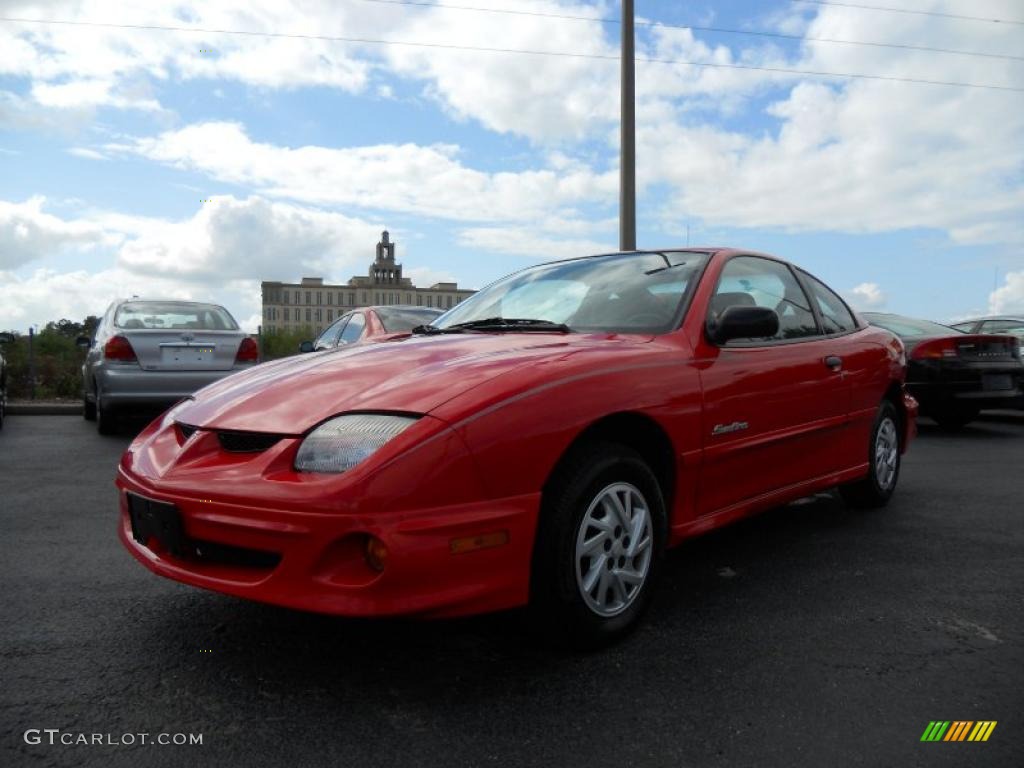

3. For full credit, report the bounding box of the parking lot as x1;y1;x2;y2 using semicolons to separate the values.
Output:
1;413;1022;768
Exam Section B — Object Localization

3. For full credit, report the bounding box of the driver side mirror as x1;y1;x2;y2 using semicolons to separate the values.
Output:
707;305;779;345
75;336;92;349
298;340;314;354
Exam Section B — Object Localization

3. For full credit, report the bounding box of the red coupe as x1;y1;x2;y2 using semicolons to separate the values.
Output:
117;248;916;646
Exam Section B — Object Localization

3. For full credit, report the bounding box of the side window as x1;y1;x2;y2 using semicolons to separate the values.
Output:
711;256;819;343
314;316;347;350
800;271;858;334
339;312;365;344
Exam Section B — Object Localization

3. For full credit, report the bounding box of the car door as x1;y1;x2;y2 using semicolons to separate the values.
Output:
695;255;851;516
797;268;891;468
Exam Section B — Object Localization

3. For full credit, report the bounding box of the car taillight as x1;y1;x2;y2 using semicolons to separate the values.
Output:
104;335;137;362
911;338;958;360
235;337;258;363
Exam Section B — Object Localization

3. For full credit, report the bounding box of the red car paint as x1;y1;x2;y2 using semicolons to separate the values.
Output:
117;249;916;618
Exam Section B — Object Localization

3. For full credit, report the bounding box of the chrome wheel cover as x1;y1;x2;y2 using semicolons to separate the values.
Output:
574;482;653;618
875;416;899;491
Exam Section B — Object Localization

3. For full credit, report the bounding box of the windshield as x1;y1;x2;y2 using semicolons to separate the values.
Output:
432;251;710;334
376;307;443;333
115;302;239;331
864;313;962;338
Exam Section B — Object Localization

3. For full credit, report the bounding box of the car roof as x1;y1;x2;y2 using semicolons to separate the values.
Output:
523;247;762;272
114;298;229;307
365;305;442;312
952;315;1024;322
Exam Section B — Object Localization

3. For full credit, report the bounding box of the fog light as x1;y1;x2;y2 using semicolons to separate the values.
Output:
364;536;388;572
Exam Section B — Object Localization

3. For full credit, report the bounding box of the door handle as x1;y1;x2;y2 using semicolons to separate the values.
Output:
824;355;843;371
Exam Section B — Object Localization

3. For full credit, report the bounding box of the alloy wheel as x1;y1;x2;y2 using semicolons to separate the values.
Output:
574;482;653;618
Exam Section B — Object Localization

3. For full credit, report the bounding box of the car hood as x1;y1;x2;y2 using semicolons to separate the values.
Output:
174;332;649;434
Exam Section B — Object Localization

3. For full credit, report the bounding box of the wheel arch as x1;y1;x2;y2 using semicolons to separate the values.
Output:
882;379;912;449
541;411;676;516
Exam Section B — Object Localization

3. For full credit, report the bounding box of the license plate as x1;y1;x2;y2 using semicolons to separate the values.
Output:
127;494;189;557
161;346;215;364
982;374;1013;391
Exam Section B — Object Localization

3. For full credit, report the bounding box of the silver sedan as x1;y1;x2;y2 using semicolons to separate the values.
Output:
78;299;258;434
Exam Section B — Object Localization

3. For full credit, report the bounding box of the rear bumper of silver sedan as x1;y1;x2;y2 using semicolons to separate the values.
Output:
96;365;253;409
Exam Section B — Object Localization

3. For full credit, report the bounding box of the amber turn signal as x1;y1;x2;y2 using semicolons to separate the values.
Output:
449;530;509;555
364;535;389;572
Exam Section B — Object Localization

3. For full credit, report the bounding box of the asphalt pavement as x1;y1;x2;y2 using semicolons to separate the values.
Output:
1;413;1022;768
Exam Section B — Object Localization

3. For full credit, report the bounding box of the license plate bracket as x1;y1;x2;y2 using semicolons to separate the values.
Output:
160;346;216;365
127;494;190;557
982;374;1013;391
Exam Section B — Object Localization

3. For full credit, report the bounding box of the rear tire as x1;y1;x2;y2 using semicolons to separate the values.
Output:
83;388;97;421
840;400;901;508
930;404;979;430
530;442;667;649
96;392;117;435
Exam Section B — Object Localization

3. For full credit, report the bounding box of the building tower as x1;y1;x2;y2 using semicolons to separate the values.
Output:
371;230;402;284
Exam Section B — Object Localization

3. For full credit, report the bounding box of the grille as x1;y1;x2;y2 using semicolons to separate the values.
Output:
217;430;282;453
191;539;281;569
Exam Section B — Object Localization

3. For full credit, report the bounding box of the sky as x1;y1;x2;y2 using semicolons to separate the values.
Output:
1;0;1022;333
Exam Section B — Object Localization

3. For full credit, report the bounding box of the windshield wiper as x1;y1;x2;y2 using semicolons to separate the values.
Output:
411;317;571;334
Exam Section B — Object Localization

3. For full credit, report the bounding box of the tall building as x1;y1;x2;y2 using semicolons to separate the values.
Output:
260;230;476;335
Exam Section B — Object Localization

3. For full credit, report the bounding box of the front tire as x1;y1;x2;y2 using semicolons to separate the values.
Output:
840;400;901;508
530;442;667;649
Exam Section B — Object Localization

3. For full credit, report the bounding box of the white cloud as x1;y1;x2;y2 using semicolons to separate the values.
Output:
0;197;114;270
638;0;1024;247
846;282;886;310
457;227;614;260
0;267;195;330
404;265;458;289
383;1;620;142
115;195;381;282
989;271;1024;315
0;194;390;331
66;147;107;160
109;121;617;222
0;0;389;113
31;79;161;111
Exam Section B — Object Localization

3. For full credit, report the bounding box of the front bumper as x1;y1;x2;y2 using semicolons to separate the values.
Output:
98;365;251;408
116;469;540;619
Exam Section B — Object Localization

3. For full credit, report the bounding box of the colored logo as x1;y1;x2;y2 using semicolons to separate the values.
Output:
920;721;997;742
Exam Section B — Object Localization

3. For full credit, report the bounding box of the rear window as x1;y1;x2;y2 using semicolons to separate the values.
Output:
864;314;961;338
376;307;443;333
115;302;239;331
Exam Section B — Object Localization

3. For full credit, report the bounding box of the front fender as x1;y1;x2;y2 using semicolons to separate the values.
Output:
432;349;703;502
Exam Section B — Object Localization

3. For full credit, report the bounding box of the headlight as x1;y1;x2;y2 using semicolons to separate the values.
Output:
294;414;419;474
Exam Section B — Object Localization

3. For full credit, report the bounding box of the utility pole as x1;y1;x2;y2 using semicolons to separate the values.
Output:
620;0;636;251
28;326;37;400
